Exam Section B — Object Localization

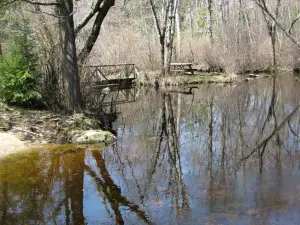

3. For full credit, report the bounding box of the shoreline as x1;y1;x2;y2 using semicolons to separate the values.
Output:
0;104;115;158
136;71;273;87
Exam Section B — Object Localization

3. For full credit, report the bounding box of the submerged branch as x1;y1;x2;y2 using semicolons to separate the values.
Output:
241;105;300;162
288;119;300;140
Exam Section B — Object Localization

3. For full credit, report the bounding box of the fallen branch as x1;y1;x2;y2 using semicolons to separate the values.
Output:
13;127;44;137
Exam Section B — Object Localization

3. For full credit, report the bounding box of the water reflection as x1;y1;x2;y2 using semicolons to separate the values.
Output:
1;73;300;224
85;85;138;135
0;148;150;225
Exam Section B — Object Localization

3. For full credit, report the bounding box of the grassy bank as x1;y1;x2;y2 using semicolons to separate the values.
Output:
136;71;273;87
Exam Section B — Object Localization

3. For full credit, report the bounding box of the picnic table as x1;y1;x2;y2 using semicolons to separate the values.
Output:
170;63;197;75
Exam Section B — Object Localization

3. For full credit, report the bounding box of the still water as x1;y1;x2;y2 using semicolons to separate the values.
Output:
1;73;300;225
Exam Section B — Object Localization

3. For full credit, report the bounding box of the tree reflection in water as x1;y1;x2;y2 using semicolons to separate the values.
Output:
1;73;300;224
0;147;151;225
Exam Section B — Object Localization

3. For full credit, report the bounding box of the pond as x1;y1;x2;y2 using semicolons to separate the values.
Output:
1;73;300;225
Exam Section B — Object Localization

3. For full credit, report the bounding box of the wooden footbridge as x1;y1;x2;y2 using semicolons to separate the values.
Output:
84;62;199;89
84;63;139;88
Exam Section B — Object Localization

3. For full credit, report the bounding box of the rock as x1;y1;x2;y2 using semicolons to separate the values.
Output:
71;130;116;144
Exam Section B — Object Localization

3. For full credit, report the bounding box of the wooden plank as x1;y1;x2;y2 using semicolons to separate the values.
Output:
101;100;136;107
126;67;135;78
118;67;126;78
95;78;136;86
184;69;198;72
171;69;197;72
170;63;193;66
171;70;185;72
97;68;108;80
87;63;135;68
134;67;139;79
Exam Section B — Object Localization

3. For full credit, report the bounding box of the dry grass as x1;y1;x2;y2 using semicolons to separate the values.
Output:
85;23;297;75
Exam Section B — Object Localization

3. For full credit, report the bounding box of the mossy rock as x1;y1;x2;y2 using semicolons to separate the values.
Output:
64;114;100;130
59;114;102;140
71;130;116;144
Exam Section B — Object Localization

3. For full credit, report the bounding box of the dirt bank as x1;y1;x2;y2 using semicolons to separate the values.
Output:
0;103;115;157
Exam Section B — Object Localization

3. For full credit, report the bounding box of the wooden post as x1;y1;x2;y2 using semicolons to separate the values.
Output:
134;66;139;79
0;43;3;56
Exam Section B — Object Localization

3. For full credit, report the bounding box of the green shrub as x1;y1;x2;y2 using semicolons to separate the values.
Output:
0;35;43;107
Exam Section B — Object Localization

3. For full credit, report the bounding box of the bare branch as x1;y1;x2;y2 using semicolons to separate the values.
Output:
22;0;60;6
149;0;162;37
253;0;265;9
253;0;300;49
289;13;300;34
26;6;77;18
274;0;281;17
75;0;103;35
78;0;115;64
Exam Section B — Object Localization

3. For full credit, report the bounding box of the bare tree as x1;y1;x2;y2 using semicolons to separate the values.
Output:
149;0;179;75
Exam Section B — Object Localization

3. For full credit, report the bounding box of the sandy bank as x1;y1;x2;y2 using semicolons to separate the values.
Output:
0;132;28;158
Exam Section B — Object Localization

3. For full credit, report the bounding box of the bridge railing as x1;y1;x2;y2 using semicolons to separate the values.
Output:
83;64;139;83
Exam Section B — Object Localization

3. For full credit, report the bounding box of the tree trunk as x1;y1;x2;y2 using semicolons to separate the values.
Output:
175;0;181;60
207;0;213;43
166;0;179;73
271;27;277;66
59;0;83;113
160;35;166;75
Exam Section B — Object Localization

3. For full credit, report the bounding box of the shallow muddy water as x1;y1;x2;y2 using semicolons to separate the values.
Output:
1;73;300;224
